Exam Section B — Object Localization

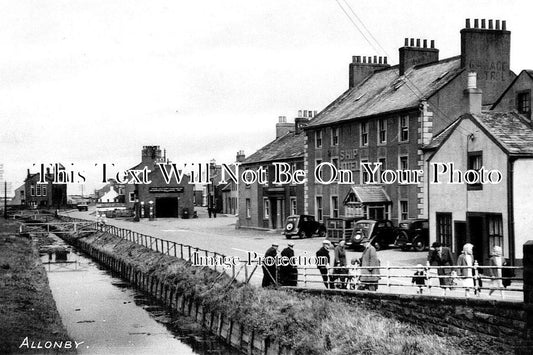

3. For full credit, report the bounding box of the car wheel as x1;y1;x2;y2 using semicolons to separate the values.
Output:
372;240;382;251
318;228;326;238
298;230;307;239
413;237;426;252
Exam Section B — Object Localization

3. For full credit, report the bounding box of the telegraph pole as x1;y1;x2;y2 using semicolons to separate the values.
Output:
4;181;7;219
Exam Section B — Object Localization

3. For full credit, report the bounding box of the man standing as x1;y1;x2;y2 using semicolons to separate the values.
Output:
332;241;347;289
261;243;279;287
280;242;297;286
428;241;455;287
358;237;380;291
316;240;332;288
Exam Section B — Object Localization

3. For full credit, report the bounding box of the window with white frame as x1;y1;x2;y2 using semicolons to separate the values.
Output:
315;196;323;221
31;185;35;196
263;198;270;219
331;196;339;218
246;199;251;218
315;130;322;148
331;127;339;146
42;186;47;196
290;197;297;216
36;185;41;196
360;122;368;146
399;155;408;170
399;115;409;142
360;159;370;184
378;119;387;144
400;200;408;220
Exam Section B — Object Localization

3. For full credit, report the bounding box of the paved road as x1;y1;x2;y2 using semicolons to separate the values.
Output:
61;207;522;301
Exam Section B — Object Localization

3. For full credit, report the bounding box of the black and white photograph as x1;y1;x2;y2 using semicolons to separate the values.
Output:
1;0;532;354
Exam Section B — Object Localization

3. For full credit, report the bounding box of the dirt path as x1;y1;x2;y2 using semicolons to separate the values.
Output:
0;218;74;353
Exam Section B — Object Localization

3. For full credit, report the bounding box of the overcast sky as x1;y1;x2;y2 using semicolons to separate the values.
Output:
1;0;532;194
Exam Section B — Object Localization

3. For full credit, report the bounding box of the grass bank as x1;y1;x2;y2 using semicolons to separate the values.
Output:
0;218;73;353
78;229;503;355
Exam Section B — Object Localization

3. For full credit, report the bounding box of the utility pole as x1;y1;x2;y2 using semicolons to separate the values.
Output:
4;181;7;219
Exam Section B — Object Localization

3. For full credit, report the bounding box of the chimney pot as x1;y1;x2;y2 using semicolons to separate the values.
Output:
474;19;479;28
373;55;377;63
410;38;414;46
356;55;361;63
467;72;477;89
423;39;427;48
466;18;471;28
431;40;435;49
378;56;382;64
495;20;500;30
416;38;420;47
404;38;408;46
481;19;486;29
363;56;367;63
488;19;493;29
384;57;388;64
502;20;506;30
298;110;302;117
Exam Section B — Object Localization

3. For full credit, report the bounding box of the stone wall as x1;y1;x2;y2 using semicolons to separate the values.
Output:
293;287;529;352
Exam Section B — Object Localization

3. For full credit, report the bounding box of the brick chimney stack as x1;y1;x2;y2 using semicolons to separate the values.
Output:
236;150;245;162
294;110;315;134
349;55;390;88
399;38;439;75
461;18;512;105
276;116;294;138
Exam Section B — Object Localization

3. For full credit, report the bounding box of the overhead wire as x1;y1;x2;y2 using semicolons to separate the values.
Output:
334;0;477;140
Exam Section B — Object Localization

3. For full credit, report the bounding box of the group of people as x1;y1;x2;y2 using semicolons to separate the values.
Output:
413;241;510;296
317;238;380;291
261;242;298;287
262;238;510;296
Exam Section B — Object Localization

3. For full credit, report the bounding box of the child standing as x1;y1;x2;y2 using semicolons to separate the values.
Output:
412;264;426;294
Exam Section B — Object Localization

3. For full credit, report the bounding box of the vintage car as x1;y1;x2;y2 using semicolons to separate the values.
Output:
394;219;429;251
283;215;326;239
325;216;364;245
76;203;89;211
349;219;398;250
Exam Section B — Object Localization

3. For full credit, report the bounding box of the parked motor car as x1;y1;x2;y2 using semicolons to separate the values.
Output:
394;219;429;251
77;203;89;211
283;215;326;239
348;219;398;250
325;216;364;245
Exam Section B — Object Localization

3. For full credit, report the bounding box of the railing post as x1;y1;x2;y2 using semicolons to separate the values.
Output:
386;261;390;290
474;261;480;296
303;266;307;287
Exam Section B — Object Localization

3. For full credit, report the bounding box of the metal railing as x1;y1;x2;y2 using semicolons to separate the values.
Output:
50;215;259;285
293;262;523;299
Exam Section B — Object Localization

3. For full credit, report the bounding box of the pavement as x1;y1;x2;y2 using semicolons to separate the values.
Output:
60;206;522;301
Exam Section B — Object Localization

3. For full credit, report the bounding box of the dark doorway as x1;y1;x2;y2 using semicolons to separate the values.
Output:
467;215;484;265
454;221;467;256
155;197;179;218
270;198;277;229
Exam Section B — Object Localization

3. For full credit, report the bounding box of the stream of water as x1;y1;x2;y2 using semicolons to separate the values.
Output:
40;235;239;355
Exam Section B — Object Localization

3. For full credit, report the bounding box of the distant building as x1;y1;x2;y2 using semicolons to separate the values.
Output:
124;146;194;218
96;179;125;203
238;112;312;230
24;167;67;209
10;184;25;206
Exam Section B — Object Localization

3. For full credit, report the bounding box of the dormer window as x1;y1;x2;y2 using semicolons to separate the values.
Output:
517;91;531;118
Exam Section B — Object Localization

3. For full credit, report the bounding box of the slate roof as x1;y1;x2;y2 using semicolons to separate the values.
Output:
307;57;463;128
345;185;392;204
426;111;533;156
472;112;533;155
242;132;305;165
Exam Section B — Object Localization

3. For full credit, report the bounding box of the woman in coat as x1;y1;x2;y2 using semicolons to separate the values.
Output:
456;243;475;296
358;237;380;291
485;245;505;296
